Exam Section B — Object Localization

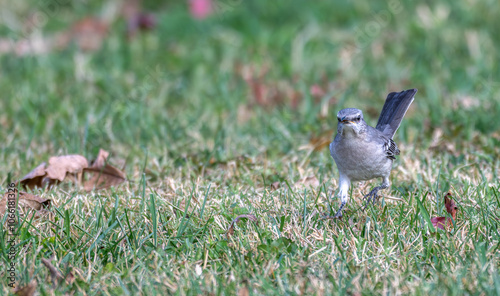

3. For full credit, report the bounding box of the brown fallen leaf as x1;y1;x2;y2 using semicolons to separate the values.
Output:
227;214;258;238
0;190;51;216
14;281;37;296
19;155;88;190
82;166;126;191
46;155;88;182
295;175;320;188
90;149;110;168
83;149;126;191
18;149;125;192
19;162;48;189
431;192;458;230
17;191;51;211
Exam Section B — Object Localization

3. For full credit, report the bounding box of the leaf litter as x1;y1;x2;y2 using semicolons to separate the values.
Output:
0;190;51;216
1;149;126;217
17;148;126;192
431;192;458;230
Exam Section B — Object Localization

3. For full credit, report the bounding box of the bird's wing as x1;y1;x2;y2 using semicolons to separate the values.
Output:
383;138;400;160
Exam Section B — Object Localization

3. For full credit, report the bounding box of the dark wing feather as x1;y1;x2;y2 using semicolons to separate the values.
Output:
376;89;417;139
384;138;400;160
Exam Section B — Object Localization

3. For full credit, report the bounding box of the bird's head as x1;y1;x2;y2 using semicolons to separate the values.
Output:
336;108;367;136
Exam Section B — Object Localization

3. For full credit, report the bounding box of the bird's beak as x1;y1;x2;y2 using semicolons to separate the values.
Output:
341;120;354;124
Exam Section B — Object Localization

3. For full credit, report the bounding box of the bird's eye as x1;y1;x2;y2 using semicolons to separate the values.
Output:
337;118;341;122
356;116;361;121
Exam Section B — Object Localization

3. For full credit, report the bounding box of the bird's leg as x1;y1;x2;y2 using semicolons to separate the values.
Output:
323;175;350;219
363;177;389;208
332;198;346;218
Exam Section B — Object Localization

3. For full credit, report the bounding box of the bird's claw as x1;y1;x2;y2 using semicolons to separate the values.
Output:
363;187;381;209
321;209;343;220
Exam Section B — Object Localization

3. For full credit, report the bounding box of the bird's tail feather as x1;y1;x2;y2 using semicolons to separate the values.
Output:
375;89;417;138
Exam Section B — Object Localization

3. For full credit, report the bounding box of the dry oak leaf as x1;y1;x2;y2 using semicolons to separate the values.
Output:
91;149;110;168
19;162;48;189
46;155;88;182
19;155;88;190
431;192;458;230
0;190;51;216
227;214;258;238
83;149;126;191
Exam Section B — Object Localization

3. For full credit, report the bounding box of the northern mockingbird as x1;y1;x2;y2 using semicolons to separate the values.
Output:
328;89;417;218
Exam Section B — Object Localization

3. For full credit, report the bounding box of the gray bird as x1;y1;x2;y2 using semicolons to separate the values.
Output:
328;89;417;218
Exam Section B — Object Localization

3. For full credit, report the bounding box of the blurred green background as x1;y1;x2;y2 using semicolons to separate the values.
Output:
1;0;499;178
1;1;499;295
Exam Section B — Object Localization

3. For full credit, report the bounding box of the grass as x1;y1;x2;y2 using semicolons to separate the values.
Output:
1;0;499;294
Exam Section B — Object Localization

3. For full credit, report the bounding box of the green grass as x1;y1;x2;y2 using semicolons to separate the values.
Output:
1;0;499;294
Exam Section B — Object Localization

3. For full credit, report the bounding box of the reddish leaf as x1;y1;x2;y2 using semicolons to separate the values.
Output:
444;192;457;220
431;216;447;230
430;192;458;231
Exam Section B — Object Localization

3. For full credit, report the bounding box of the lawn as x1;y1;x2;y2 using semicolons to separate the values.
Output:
1;0;499;295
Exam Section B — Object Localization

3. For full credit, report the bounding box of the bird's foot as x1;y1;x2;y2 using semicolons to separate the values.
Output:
321;202;345;220
321;211;343;220
363;186;382;209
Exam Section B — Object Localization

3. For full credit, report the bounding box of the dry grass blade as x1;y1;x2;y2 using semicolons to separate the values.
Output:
309;129;334;151
41;258;63;286
295;175;320;188
14;281;37;296
227;214;258;238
